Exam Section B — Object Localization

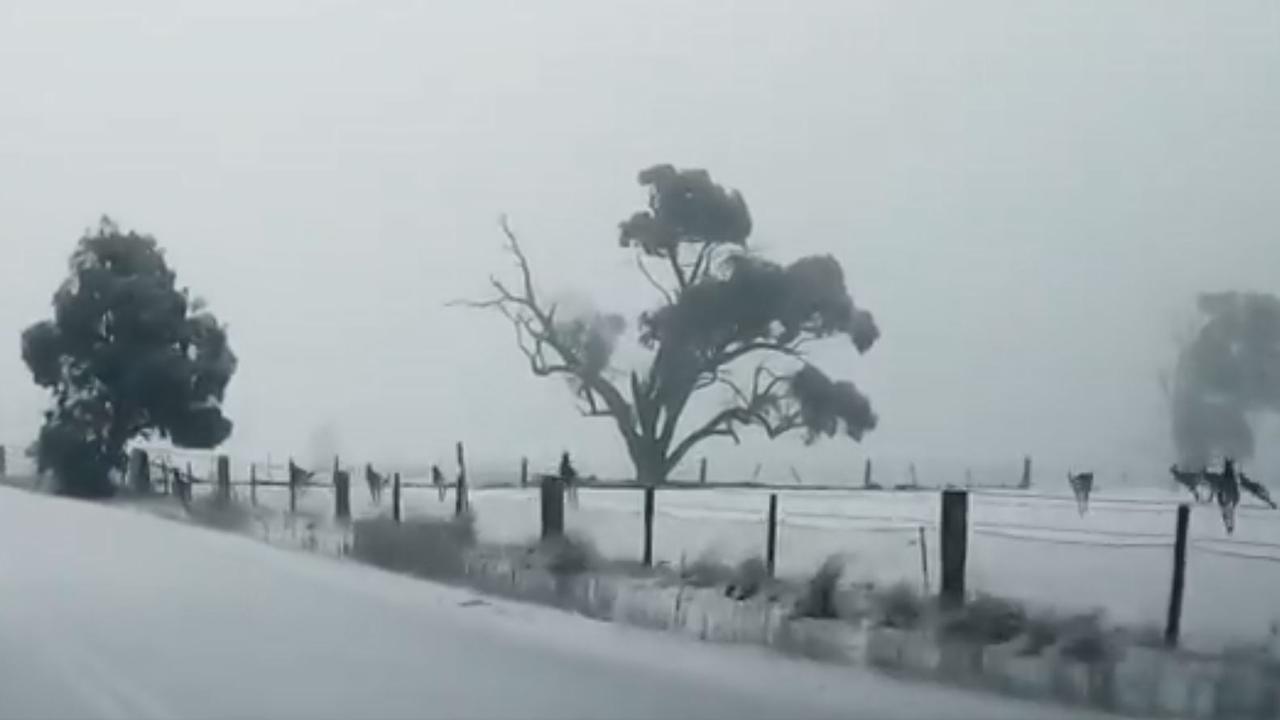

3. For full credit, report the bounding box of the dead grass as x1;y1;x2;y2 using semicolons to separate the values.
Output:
941;594;1026;644
794;555;844;619
352;513;477;579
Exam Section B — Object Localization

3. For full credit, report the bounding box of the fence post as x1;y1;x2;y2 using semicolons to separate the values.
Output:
1019;455;1033;489
0;445;7;478
918;526;931;594
392;472;402;523
642;486;656;567
863;458;873;488
540;474;565;539
1165;504;1191;648
940;489;969;609
174;469;190;507
699;457;708;485
334;469;351;521
288;458;298;514
455;441;468;516
128;448;150;493
766;493;778;577
249;463;257;505
215;455;231;503
521;457;529;488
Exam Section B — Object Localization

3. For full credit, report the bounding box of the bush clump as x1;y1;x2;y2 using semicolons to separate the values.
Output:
541;534;597;576
875;582;925;630
942;594;1026;644
352;513;477;579
681;552;736;588
795;555;844;619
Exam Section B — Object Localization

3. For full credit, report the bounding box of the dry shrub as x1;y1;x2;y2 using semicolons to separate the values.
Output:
874;582;925;629
1057;612;1113;663
352;513;476;579
541;534;597;576
186;492;256;532
681;552;736;588
795;555;844;619
942;594;1026;644
727;556;769;600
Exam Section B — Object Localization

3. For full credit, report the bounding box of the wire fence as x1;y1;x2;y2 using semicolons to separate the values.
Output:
6;439;1280;646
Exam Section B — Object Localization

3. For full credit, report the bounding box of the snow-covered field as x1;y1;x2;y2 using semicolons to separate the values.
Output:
250;477;1280;654
0;485;1127;720
12;444;1276;654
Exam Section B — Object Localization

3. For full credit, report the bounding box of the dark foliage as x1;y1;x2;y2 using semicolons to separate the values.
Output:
463;165;879;486
21;218;237;496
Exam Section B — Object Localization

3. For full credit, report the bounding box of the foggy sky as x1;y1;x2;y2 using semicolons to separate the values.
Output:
2;1;1278;485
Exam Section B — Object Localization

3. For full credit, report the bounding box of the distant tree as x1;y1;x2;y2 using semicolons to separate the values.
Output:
21;218;237;497
461;165;880;486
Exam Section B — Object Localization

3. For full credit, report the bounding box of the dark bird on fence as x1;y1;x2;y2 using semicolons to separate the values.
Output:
432;464;446;502
559;452;579;507
288;460;314;487
1239;472;1277;509
1170;465;1211;503
365;464;385;504
1067;470;1094;516
1203;459;1241;534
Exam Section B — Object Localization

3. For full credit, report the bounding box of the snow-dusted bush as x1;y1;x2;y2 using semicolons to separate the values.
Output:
352;514;476;579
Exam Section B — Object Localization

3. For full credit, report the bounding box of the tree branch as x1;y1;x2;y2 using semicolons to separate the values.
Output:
688;241;717;286
455;217;642;454
666;244;689;291
663;364;797;473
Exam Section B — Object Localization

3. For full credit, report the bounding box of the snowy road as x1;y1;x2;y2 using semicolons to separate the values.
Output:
0;488;1114;720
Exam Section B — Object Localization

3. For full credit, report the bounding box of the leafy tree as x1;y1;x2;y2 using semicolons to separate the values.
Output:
21;218;238;497
462;165;879;485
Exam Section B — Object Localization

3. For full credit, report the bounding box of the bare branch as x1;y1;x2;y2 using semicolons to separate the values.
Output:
667;244;689;291
689;241;717;286
455;217;643;453
663;364;796;473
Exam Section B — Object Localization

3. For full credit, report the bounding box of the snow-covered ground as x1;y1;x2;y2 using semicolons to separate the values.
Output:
245;477;1280;654
0;486;1129;720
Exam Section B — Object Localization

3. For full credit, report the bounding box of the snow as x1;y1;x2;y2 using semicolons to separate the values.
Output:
0;486;1121;720
283;481;1279;653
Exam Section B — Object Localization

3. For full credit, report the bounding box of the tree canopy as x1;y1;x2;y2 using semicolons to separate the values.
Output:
1170;290;1280;468
463;165;879;484
21;218;237;496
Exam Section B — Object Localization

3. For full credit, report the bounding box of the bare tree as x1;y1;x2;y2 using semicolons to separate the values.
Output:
459;165;880;486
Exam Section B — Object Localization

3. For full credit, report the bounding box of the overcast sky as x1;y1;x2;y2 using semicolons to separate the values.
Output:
1;1;1277;485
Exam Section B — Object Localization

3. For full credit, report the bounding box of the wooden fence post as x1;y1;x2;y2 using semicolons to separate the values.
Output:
642;486;656;567
940;489;969;609
128;448;150;493
249;463;257;506
863;458;873;488
334;469;351;521
540;474;565;539
699;457;708;485
455;441;468;516
1019;455;1033;489
215;455;231;503
1165;504;1191;648
521;457;529;488
765;493;778;577
918;526;931;595
392;472;402;523
174;469;189;507
288;458;298;514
